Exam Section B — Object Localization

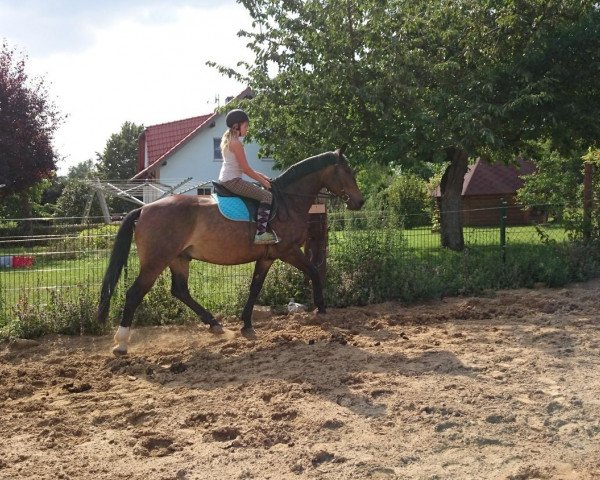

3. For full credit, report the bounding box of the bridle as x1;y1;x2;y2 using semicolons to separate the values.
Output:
338;188;350;204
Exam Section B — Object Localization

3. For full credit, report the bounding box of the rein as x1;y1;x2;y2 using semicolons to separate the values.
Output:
270;184;347;223
269;184;296;222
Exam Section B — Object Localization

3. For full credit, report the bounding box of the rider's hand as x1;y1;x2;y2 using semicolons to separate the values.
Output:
262;179;271;189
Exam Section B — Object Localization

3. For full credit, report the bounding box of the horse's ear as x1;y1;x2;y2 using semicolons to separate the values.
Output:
337;144;348;157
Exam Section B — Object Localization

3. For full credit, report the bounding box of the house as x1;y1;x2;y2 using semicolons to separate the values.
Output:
434;158;546;226
132;88;278;203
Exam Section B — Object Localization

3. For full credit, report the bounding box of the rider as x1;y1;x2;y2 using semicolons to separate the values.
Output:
219;109;278;245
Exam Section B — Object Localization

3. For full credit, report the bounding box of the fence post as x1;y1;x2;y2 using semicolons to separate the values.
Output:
583;162;593;241
500;198;507;263
304;203;328;286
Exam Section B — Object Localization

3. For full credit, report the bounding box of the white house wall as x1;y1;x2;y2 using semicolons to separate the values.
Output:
156;114;278;197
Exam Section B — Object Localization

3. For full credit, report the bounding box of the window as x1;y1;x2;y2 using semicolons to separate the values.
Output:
197;187;212;196
213;138;222;160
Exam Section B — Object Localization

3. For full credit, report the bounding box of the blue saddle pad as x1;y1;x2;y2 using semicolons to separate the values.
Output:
212;194;255;222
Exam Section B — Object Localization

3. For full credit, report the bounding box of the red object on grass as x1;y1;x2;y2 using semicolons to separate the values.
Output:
12;255;35;268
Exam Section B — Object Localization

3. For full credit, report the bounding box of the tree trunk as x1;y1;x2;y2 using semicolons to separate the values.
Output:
440;148;469;251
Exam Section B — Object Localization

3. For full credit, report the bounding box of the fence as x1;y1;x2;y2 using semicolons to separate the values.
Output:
0;203;595;326
0;215;254;321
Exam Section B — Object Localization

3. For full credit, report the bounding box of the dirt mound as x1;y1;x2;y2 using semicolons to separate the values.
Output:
1;280;600;479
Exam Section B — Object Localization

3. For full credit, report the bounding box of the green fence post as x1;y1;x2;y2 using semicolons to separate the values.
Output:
500;199;507;263
583;162;593;241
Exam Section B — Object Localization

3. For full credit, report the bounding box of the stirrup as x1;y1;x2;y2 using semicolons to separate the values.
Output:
254;231;279;245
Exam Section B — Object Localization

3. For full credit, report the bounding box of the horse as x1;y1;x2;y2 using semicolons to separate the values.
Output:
97;146;364;355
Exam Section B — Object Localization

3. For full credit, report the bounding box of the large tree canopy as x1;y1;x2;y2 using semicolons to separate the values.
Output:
215;0;600;249
0;42;62;197
227;0;600;163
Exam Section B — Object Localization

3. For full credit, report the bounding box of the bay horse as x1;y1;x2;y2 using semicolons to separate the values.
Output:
97;146;364;355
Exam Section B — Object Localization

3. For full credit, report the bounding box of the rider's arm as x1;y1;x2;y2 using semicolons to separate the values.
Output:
229;140;271;189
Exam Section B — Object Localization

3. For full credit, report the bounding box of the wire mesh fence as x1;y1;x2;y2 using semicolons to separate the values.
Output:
0;203;593;325
0;215;254;323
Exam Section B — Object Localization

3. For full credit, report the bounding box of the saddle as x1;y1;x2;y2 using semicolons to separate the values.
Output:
211;181;275;223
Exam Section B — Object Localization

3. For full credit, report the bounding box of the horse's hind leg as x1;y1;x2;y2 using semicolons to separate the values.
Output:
113;266;163;356
169;256;223;333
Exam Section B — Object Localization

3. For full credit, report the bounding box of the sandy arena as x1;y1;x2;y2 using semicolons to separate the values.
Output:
1;280;600;479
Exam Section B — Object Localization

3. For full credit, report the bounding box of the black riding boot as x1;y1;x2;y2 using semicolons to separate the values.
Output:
254;203;278;244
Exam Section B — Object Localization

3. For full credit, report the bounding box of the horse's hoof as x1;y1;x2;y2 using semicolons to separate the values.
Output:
315;307;326;315
241;327;257;340
112;346;128;356
209;324;225;334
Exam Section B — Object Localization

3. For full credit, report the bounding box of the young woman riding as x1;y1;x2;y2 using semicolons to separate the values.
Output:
219;109;278;245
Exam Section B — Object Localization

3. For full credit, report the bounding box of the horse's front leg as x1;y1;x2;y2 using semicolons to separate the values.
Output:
282;247;325;314
241;258;274;338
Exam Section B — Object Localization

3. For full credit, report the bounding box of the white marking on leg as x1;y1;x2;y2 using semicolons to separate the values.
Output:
113;326;131;355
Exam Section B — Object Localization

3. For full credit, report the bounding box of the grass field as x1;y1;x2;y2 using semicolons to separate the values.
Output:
329;223;568;253
0;251;254;318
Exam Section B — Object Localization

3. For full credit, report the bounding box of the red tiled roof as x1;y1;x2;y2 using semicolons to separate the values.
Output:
462;158;535;195
139;114;212;171
434;158;536;197
133;87;254;179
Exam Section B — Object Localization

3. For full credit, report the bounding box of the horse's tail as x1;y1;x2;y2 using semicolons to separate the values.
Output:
97;208;142;323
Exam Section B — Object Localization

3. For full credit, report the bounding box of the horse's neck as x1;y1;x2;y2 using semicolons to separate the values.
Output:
281;171;323;217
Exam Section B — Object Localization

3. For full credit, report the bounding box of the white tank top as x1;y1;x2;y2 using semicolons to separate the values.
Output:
218;148;243;182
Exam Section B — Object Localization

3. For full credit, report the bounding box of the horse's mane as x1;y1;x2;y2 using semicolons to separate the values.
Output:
272;152;338;189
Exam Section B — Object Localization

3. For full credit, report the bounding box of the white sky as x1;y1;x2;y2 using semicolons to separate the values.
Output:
0;0;253;175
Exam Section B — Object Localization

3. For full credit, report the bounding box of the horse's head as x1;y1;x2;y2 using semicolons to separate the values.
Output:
322;145;364;210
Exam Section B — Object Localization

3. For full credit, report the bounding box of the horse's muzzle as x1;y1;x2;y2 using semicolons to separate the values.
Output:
338;188;364;210
346;196;365;210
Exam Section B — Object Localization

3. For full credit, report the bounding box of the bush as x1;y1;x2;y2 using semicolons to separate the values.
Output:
0;284;111;340
326;228;406;306
57;224;118;259
375;173;432;228
259;216;600;312
258;260;311;308
45;287;108;336
1;296;49;339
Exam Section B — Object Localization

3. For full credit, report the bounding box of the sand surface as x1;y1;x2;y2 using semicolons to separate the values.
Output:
1;280;600;479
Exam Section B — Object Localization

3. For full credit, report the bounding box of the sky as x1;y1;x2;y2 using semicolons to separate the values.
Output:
0;0;253;175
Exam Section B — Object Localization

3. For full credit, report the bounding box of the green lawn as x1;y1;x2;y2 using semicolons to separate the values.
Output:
329;223;567;250
0;247;254;319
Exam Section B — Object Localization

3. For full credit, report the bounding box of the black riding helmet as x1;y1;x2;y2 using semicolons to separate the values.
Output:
226;109;249;128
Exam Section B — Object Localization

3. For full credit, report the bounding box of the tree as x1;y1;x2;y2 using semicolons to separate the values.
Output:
215;0;600;250
68;159;97;180
53;160;101;219
0;178;60;226
0;42;62;197
96;121;144;180
96;121;144;213
516;141;584;221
